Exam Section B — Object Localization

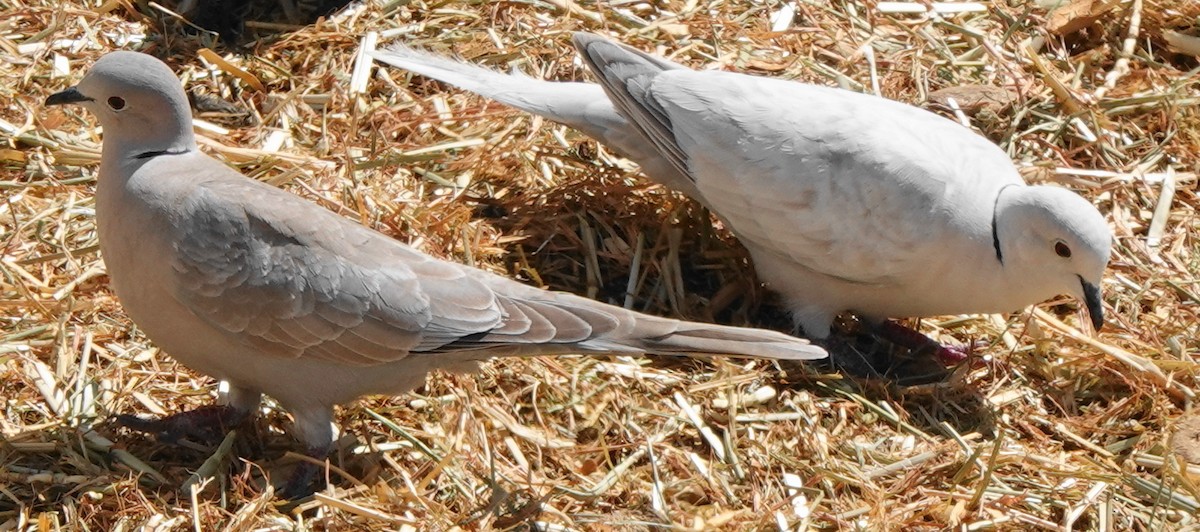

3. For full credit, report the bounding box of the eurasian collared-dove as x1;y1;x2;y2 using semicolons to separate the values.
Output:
370;33;1113;359
44;50;825;496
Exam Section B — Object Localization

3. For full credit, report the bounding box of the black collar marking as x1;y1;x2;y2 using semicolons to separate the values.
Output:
992;185;1016;265
134;148;190;160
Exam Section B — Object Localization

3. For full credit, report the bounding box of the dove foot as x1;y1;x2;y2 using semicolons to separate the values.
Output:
873;320;977;365
933;344;971;364
278;445;332;500
813;333;946;385
115;404;249;445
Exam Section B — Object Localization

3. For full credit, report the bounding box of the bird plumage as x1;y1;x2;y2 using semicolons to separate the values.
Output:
372;34;1112;342
46;50;825;495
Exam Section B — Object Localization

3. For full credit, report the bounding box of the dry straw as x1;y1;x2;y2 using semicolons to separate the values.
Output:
2;0;1200;529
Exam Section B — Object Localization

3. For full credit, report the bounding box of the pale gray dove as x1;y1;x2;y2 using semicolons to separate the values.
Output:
370;33;1113;361
44;50;825;496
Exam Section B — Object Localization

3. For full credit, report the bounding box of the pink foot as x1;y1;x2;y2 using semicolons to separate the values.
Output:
874;320;981;366
934;344;970;365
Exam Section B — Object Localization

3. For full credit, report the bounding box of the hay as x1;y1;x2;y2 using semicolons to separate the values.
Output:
2;0;1199;529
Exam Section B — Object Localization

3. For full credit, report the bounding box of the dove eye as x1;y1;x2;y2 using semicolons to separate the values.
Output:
107;96;126;111
1054;241;1072;258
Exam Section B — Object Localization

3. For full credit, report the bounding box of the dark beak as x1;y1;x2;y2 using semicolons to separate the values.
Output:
45;87;93;106
1081;277;1104;331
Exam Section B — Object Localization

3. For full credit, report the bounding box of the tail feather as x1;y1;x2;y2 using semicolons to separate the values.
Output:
620;318;826;361
493;289;826;361
369;44;703;200
369;45;611;137
426;270;826;361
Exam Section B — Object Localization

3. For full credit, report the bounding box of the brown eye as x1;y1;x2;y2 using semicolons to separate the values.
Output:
1054;241;1072;258
107;96;126;111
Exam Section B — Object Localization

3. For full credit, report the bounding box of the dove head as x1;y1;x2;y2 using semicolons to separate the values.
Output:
45;51;195;159
996;185;1112;330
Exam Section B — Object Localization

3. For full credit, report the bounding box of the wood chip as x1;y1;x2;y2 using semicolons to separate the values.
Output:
1046;0;1124;35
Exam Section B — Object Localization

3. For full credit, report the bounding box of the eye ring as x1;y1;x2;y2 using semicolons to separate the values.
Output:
107;96;126;111
1054;240;1072;258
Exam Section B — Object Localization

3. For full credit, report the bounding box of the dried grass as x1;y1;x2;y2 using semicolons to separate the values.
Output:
3;0;1200;529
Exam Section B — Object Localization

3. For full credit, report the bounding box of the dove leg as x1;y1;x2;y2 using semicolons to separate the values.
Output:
872;320;971;364
115;384;260;444
278;405;335;499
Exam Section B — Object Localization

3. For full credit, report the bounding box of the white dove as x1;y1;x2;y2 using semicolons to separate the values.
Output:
370;33;1113;360
44;50;825;496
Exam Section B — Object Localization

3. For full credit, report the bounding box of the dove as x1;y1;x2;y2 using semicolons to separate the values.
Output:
44;50;825;497
370;33;1113;360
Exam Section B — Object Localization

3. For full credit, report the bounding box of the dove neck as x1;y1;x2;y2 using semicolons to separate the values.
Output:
992;185;1058;291
994;185;1032;256
98;99;197;165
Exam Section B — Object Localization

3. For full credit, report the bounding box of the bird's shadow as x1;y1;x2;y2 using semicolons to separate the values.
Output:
131;0;359;49
23;410;367;504
777;337;998;440
91;410;299;496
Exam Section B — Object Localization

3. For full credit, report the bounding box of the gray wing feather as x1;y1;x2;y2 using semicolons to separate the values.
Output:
572;33;692;184
171;178;502;364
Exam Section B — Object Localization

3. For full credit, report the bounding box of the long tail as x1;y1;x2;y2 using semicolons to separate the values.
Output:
434;272;825;361
613;315;828;360
370;45;618;140
555;291;825;360
369;45;700;199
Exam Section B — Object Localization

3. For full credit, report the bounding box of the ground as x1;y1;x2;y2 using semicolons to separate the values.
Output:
2;0;1200;530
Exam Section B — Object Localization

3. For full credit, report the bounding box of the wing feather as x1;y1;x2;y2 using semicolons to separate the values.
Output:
170;177;508;365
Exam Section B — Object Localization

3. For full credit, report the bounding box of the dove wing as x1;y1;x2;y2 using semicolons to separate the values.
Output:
168;169;628;365
577;34;1018;285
